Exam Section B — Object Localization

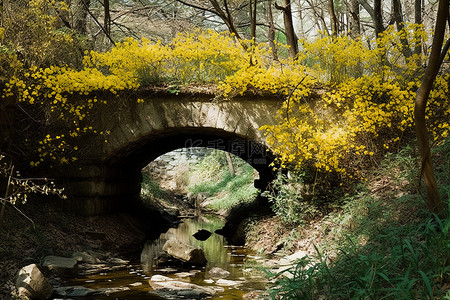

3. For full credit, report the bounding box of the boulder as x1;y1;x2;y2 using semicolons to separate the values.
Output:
129;282;143;287
216;278;243;287
162;239;207;265
208;267;230;278
175;272;194;278
107;257;129;265
16;264;53;300
277;250;309;269
42;255;78;277
149;275;221;299
97;287;131;295
269;250;310;278
285;250;308;262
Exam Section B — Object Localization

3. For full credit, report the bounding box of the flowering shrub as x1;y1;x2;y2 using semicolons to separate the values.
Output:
259;25;449;181
1;20;448;181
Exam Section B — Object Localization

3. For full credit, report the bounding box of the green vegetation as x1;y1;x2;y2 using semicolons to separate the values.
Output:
0;1;449;298
263;171;334;226
266;138;450;299
140;173;167;200
139;149;258;212
187;150;258;211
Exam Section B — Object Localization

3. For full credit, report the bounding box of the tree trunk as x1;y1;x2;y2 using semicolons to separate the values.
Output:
328;0;338;36
225;152;235;177
373;0;384;38
414;0;422;63
298;1;305;37
358;0;374;19
275;0;298;58
414;0;448;214
209;0;244;41
249;0;257;39
0;0;3;28
414;0;422;29
349;0;360;38
74;0;90;34
104;0;111;36
266;0;278;60
392;0;412;58
305;0;330;35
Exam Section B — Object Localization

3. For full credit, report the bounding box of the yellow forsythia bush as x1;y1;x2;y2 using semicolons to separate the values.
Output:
1;23;448;177
259;25;449;180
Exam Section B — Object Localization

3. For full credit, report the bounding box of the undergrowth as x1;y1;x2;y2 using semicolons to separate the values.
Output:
267;138;450;299
267;214;450;299
140;173;167;200
263;171;340;226
188;150;258;211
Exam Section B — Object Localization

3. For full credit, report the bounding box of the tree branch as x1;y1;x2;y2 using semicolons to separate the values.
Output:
174;0;219;17
274;1;287;12
83;0;115;45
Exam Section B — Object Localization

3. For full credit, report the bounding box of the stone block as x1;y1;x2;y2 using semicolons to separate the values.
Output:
163;239;207;266
16;264;53;300
43;256;78;278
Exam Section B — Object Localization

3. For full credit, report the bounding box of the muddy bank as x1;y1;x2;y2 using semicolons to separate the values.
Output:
0;185;278;299
0;198;158;299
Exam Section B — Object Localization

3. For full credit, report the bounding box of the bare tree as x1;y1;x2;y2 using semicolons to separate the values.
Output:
224;152;235;177
275;0;298;58
392;0;412;58
373;0;384;38
359;0;384;38
265;0;278;59
414;0;422;59
74;0;91;34
414;0;448;214
349;0;360;38
249;0;258;39
175;0;244;40
0;0;4;27
104;0;111;36
305;0;330;35
328;0;338;35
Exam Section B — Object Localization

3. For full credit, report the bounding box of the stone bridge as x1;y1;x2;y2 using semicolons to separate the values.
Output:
64;91;283;215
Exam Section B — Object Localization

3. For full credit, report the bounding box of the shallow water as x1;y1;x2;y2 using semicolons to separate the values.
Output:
70;215;268;299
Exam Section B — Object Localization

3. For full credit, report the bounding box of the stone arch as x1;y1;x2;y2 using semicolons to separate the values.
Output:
63;95;281;215
108;127;275;184
102;128;275;214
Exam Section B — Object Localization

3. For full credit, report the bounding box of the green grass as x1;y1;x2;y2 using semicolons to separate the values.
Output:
189;164;258;211
266;139;450;299
140;149;259;211
140;173;166;199
188;151;258;211
267;212;450;299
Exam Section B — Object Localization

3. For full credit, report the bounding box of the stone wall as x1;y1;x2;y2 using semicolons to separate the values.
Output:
61;94;282;215
142;148;211;190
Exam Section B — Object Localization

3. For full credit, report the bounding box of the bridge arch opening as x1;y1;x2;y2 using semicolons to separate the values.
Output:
101;128;276;214
141;147;261;212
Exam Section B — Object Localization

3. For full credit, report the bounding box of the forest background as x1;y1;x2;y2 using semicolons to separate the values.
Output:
0;0;450;298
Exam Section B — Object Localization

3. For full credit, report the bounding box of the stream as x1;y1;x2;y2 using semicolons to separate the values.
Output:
69;215;269;299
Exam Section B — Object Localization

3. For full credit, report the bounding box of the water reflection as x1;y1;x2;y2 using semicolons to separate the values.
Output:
69;215;267;299
141;215;241;276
